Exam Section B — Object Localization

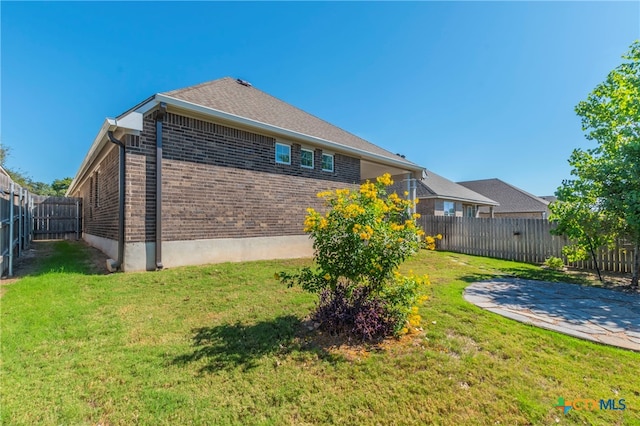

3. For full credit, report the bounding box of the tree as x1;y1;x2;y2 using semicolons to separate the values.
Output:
552;41;640;285
51;177;73;196
0;144;67;196
550;172;617;283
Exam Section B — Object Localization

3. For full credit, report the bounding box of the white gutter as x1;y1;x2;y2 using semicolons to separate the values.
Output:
67;113;143;196
69;92;425;196
154;94;424;174
420;195;500;206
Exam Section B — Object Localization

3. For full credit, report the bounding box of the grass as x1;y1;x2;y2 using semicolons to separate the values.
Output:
1;241;638;425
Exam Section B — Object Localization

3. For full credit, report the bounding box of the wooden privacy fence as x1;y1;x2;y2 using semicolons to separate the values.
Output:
0;173;34;277
419;216;637;274
0;172;83;277
32;196;82;241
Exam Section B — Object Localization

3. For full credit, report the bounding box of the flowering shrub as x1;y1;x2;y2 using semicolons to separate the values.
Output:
277;173;434;340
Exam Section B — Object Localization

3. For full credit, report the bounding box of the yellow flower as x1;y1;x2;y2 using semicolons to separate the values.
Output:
324;273;331;280
376;173;393;186
404;191;409;196
390;223;405;231
436;234;443;240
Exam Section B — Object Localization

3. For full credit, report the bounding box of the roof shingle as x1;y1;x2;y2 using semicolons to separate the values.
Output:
163;77;418;167
457;178;550;214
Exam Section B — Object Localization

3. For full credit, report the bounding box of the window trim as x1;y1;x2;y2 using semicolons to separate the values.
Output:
300;148;314;169
275;142;291;165
321;153;334;172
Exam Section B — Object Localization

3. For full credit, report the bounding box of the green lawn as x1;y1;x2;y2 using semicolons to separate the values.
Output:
1;241;638;425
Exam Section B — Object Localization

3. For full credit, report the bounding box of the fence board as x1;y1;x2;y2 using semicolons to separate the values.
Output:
32;196;82;241
419;216;636;274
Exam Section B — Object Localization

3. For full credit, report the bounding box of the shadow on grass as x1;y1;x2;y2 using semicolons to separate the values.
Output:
7;240;107;278
498;266;591;285
172;315;378;373
173;315;326;373
457;267;591;286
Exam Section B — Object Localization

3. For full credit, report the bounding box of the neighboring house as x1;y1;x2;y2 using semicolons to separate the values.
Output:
389;169;498;217
457;178;551;219
67;77;424;271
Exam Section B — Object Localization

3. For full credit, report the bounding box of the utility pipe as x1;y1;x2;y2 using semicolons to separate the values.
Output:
154;103;166;270
107;131;126;271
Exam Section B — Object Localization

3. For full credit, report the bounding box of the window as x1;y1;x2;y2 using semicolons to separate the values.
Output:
94;171;100;208
301;148;314;169
89;176;94;219
466;206;475;217
443;201;456;216
322;153;334;172
275;143;291;165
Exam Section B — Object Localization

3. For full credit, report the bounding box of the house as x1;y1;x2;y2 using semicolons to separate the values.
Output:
457;178;551;219
389;169;498;217
66;77;424;271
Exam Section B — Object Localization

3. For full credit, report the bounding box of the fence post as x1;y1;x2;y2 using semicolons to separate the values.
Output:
76;200;80;240
8;182;14;277
18;187;23;256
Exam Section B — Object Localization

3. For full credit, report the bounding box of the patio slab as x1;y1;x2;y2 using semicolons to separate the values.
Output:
464;278;640;352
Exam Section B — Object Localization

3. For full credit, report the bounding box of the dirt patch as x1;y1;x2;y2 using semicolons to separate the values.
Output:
1;240;109;287
296;319;425;361
562;267;639;294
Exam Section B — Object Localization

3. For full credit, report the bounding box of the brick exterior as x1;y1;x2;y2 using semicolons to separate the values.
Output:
74;144;120;240
122;111;361;243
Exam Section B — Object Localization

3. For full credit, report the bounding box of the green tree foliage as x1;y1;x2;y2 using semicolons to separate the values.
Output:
1;144;72;196
551;41;640;285
51;177;73;196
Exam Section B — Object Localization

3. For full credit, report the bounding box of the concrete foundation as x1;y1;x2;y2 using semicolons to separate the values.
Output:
84;233;314;272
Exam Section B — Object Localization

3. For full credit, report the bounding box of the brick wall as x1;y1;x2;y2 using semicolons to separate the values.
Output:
75;144;120;240
417;198;435;216
124;110;361;243
161;113;360;183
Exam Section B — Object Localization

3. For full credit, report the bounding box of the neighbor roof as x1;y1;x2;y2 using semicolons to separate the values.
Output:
457;178;550;214
162;77;418;168
416;170;498;205
388;169;498;205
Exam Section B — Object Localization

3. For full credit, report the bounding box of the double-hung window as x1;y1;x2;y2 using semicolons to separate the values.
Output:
321;153;334;172
443;201;456;217
275;143;291;165
301;148;314;169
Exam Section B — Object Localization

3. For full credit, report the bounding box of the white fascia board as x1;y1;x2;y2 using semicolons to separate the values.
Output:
66;115;143;196
115;111;143;132
155;93;424;173
420;195;500;206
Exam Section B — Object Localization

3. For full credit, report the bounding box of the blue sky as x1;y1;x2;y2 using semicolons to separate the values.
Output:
2;1;638;196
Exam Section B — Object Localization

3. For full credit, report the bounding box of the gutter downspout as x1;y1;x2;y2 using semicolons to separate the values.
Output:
154;103;166;270
107;131;126;272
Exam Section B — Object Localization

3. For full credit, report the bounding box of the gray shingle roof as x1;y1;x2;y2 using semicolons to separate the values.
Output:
162;77;418;167
457;178;550;214
388;169;498;205
416;170;498;205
